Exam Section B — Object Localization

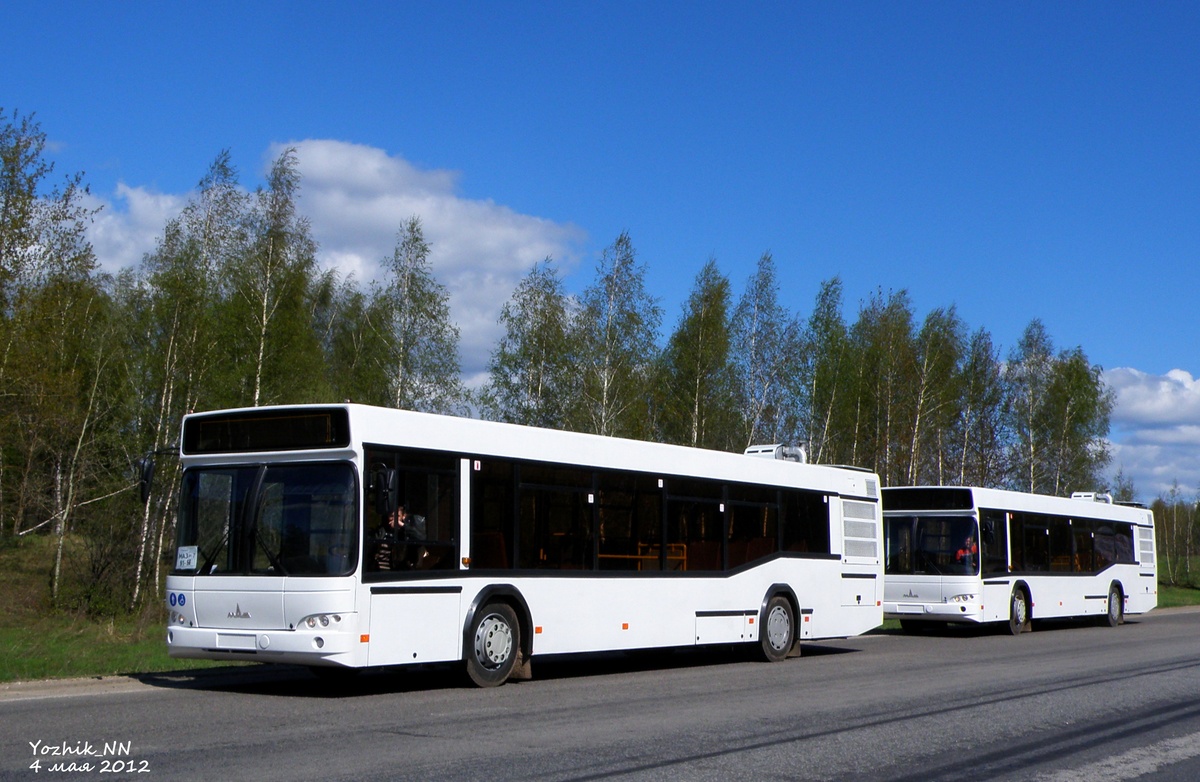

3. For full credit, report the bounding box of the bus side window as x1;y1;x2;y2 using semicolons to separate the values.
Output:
471;460;515;570
782;490;829;555
980;509;1008;575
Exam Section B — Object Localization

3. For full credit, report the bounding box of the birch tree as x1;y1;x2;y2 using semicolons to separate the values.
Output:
906;307;965;484
730;252;802;449
656;259;738;449
801;278;851;465
1004;320;1056;493
379;216;466;414
569;232;661;438
481;258;573;427
125;151;246;608
848;289;917;484
951;328;1006;486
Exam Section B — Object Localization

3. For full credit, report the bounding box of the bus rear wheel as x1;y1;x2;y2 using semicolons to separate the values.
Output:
466;603;520;687
759;596;795;663
1105;584;1124;628
1008;587;1029;636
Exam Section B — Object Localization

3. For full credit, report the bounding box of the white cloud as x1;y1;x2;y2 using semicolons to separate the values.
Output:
83;140;586;382
1105;368;1200;500
85;184;188;273
276;139;586;378
1107;368;1200;427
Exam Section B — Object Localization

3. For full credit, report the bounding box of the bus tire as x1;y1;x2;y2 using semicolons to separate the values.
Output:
1008;586;1030;636
1105;584;1124;628
759;596;794;663
465;603;519;687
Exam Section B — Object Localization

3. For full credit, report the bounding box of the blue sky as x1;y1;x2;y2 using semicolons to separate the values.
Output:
4;3;1198;499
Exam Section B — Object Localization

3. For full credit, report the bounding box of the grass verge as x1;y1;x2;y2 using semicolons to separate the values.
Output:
0;533;239;684
0;615;237;683
1156;582;1200;609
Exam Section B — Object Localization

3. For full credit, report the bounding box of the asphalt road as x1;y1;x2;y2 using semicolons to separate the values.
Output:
3;607;1200;782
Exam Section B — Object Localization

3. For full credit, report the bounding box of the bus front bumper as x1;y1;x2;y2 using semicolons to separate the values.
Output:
165;625;358;662
884;602;984;623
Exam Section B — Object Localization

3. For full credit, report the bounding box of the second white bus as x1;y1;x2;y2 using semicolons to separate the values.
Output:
882;486;1156;634
163;404;884;686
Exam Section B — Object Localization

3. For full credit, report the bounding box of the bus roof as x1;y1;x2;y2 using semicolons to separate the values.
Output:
181;403;881;499
882;485;1153;525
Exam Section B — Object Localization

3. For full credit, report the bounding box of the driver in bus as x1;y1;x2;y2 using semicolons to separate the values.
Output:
373;505;427;570
956;534;977;571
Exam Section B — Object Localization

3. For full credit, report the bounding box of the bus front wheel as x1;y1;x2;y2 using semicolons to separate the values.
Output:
466;603;519;687
1105;584;1124;628
759;596;795;663
1008;587;1030;636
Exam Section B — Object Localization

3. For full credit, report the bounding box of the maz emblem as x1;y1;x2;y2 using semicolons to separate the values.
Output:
228;604;252;619
902;590;920;599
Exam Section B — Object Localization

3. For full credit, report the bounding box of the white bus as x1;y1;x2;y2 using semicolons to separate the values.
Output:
162;404;883;686
882;486;1156;635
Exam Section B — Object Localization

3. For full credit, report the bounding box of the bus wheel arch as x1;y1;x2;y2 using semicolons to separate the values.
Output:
759;585;800;662
1105;581;1125;627
462;585;532;687
1008;582;1032;636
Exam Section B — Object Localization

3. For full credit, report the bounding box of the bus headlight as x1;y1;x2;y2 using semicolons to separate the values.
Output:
302;614;343;630
948;594;978;604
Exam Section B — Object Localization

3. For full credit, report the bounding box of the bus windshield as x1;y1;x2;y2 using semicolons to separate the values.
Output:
174;463;358;576
885;515;978;576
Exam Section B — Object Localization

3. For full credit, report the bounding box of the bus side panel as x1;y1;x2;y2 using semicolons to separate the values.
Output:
506;559;880;657
367;591;462;666
517;577;727;655
1127;573;1158;615
982;579;1010;623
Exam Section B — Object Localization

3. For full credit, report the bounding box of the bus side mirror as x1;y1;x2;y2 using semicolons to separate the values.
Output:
135;456;155;505
372;465;398;517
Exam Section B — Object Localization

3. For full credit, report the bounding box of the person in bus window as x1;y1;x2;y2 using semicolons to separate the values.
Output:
956;534;977;571
373;505;427;570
